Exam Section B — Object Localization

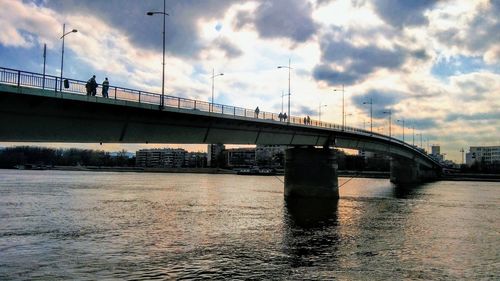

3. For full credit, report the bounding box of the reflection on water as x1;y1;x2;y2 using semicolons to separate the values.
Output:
0;170;498;280
283;198;339;272
285;197;338;228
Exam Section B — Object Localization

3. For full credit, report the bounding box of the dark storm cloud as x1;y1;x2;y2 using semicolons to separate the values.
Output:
372;0;435;28
312;33;409;85
351;90;404;119
44;0;244;58
233;0;318;43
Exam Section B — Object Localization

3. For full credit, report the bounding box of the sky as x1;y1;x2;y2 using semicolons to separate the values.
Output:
0;0;499;163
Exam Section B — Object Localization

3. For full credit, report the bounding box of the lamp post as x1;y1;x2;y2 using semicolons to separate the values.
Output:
333;84;345;130
210;68;224;112
363;98;373;133
277;58;291;124
42;43;47;89
382;110;392;138
412;125;415;146
147;0;169;109
319;103;327;121
281;90;287;114
60;23;77;91
397;118;405;142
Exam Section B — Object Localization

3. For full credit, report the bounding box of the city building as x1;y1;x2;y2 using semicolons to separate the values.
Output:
207;144;225;167
429;145;444;162
185;152;207;168
225;148;256;167
255;145;286;167
136;148;187;168
466;146;500;166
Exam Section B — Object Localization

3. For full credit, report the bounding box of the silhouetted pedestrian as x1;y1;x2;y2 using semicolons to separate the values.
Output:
307;115;311;124
304;117;307;124
255;106;260;118
278;112;283;121
87;75;98;96
102;77;109;98
283;112;287;122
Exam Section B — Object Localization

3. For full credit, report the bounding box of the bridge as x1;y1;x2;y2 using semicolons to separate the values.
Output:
0;67;442;198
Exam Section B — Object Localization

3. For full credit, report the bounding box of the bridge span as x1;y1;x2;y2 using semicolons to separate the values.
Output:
0;67;442;198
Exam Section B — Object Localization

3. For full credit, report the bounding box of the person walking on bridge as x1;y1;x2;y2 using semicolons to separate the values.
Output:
102;77;109;98
87;75;98;96
255;106;260;118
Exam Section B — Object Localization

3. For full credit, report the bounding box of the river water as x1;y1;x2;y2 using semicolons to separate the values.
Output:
0;169;498;280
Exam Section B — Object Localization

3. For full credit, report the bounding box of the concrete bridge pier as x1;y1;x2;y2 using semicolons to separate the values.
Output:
284;147;339;199
390;156;440;184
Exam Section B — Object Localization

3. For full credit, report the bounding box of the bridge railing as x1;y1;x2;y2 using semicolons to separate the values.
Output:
0;66;436;163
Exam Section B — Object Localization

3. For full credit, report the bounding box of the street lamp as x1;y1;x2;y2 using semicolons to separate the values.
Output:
333;84;345;130
277;58;292;124
412;125;415;146
60;23;77;91
210;68;224;112
147;0;169;109
382;110;392;138
397;118;405;142
363;98;373;133
319;103;327;121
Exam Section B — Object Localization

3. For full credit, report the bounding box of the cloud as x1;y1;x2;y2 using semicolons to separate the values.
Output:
351;89;405;118
445;112;500;122
405;118;437;130
312;31;410;85
44;0;241;58
0;1;60;48
213;37;243;58
372;0;435;28
233;0;318;43
432;1;500;64
296;105;316;116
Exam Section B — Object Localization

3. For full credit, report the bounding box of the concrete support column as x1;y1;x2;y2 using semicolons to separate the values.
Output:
390;157;419;184
285;147;339;199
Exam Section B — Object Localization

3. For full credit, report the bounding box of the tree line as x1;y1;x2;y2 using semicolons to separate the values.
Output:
0;146;135;168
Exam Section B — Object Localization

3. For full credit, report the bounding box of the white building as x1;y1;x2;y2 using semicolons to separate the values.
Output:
466;146;500;166
136;148;187;168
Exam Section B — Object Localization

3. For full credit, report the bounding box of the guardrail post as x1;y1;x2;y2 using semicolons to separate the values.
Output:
233;107;236;116
138;91;141;103
17;71;20;87
114;87;117;100
54;77;58;92
177;98;180;108
194;100;197;110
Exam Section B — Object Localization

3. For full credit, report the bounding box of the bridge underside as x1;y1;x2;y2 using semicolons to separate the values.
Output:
0;86;333;146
